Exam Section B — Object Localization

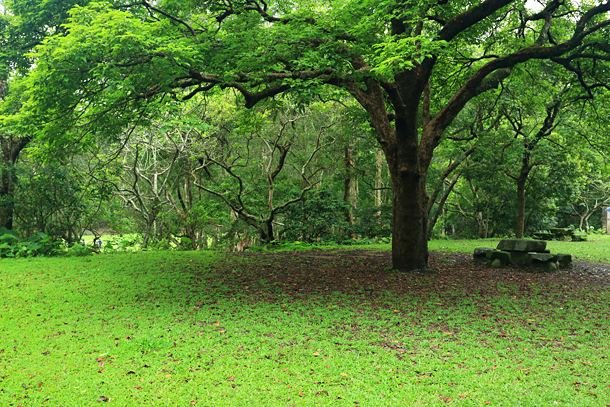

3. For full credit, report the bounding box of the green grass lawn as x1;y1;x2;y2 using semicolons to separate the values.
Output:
429;234;610;264
1;249;610;406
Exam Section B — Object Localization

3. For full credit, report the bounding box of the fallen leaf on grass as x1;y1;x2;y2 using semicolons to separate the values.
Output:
438;395;451;402
313;352;319;356
126;371;136;375
299;391;304;397
227;376;235;381
98;396;109;402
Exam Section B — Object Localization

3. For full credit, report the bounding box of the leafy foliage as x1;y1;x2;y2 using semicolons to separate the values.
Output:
0;227;63;258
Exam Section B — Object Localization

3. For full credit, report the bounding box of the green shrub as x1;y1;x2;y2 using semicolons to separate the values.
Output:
0;227;86;258
66;243;92;257
0;228;63;258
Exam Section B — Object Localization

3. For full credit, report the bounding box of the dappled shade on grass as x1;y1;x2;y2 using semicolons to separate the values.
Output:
1;249;609;405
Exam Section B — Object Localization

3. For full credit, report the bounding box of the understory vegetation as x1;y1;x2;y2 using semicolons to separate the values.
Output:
2;249;610;406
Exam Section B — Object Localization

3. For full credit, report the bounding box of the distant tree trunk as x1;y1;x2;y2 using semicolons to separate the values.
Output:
507;97;561;238
0;135;31;230
261;219;274;242
426;145;475;240
343;144;358;224
374;147;384;207
427;173;460;240
515;169;530;238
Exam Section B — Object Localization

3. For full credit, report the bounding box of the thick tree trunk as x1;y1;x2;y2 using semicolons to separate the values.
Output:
389;169;428;271
346;75;429;272
260;219;274;242
389;102;428;272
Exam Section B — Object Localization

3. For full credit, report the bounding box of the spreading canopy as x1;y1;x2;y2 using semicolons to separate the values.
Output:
11;0;610;270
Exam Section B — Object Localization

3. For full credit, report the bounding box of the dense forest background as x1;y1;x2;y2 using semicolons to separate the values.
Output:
1;0;610;255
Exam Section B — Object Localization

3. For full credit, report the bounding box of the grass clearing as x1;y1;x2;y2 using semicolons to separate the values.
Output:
1;249;610;406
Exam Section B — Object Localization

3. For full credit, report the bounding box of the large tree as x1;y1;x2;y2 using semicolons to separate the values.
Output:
14;0;610;270
0;0;95;230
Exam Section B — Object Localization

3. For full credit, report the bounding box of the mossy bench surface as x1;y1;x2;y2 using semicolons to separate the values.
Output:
473;239;571;271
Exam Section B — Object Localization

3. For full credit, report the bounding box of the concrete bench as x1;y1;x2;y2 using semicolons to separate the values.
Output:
473;239;571;271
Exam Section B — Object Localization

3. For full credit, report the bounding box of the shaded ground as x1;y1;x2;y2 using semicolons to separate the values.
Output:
208;249;610;301
3;249;609;405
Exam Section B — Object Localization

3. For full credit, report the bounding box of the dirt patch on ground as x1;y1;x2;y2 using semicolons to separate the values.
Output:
208;249;610;301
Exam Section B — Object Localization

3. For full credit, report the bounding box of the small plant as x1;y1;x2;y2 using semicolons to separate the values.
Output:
0;228;62;258
66;243;92;257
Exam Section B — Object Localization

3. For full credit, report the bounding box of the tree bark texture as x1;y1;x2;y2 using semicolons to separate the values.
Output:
0;135;31;230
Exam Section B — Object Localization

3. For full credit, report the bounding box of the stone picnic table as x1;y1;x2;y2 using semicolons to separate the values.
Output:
533;228;586;242
474;239;572;272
